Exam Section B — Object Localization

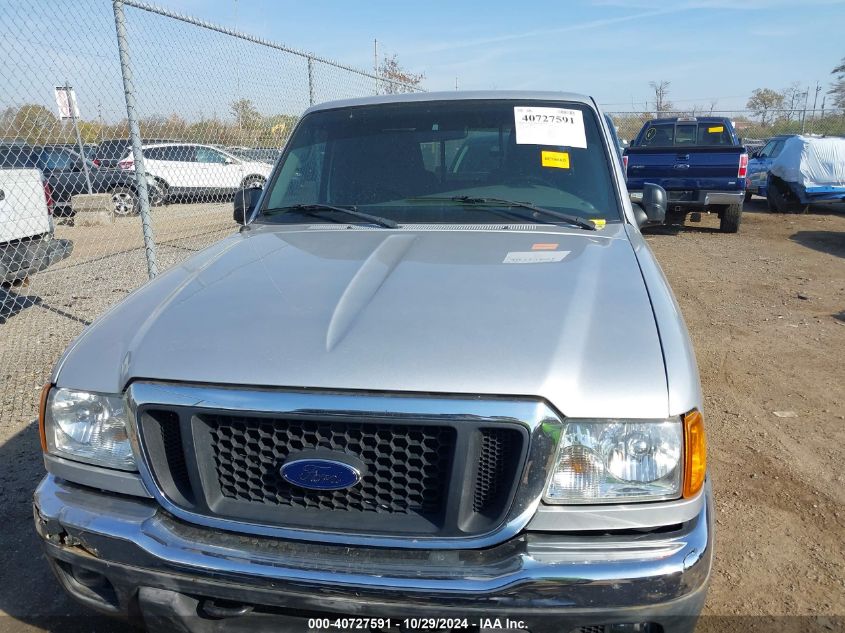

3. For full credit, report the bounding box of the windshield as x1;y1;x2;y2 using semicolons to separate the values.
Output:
639;121;736;147
259;100;621;225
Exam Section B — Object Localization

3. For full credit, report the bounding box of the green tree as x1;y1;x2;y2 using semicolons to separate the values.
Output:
1;104;59;143
746;88;784;126
830;56;845;109
230;98;262;131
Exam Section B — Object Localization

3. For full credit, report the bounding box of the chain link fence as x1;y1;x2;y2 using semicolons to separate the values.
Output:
607;109;845;149
0;0;419;429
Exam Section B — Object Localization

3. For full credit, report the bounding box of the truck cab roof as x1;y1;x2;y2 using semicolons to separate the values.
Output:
306;90;596;114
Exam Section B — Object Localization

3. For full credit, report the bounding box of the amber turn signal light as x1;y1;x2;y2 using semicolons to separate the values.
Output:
38;383;52;452
682;409;706;498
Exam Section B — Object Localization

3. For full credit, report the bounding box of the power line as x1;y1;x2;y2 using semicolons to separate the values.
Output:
600;94;749;107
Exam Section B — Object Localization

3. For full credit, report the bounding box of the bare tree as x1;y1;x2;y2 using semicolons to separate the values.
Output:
649;80;673;117
746;88;785;126
781;82;805;122
379;54;424;94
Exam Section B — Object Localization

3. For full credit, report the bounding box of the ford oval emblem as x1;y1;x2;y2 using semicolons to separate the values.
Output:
280;458;361;491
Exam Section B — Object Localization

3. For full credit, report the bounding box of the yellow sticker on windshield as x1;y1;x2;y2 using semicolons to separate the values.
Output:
708;125;724;133
591;219;606;229
541;150;570;169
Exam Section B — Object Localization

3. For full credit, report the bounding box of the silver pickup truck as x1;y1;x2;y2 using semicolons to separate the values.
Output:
34;92;712;633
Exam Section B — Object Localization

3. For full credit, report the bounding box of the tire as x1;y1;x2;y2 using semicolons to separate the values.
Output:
111;187;139;217
767;177;803;214
766;190;777;212
241;175;266;190
744;190;753;203
665;210;686;227
147;178;169;207
719;203;742;233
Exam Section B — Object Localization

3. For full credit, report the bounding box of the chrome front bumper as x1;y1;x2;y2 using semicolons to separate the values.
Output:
34;475;713;632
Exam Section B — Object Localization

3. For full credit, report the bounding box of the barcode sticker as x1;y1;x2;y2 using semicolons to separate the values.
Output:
514;107;587;148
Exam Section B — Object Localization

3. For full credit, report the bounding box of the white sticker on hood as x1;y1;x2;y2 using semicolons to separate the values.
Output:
503;251;570;264
514;106;587;148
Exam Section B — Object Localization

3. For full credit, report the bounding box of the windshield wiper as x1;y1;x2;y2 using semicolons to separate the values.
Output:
452;196;597;231
408;196;596;231
263;204;397;228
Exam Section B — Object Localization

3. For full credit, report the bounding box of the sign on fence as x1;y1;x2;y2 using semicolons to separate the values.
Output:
54;85;81;120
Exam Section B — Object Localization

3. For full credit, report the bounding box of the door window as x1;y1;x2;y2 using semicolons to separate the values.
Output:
769;140;785;158
38;148;75;171
196;147;229;164
758;141;776;158
144;147;169;160
165;145;197;162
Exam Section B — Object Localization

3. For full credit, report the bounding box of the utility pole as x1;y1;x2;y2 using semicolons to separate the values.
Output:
455;77;458;91
801;87;810;134
809;81;822;132
373;39;379;95
64;81;93;195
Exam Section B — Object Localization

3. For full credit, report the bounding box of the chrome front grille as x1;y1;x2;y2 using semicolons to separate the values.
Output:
128;383;560;548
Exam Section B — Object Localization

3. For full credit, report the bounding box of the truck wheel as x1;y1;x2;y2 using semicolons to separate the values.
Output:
719;203;742;233
111;187;139;216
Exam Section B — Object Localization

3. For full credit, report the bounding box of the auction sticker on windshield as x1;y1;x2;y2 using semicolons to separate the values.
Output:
515;107;587;148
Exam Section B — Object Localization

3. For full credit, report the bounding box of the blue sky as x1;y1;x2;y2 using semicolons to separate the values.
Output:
159;0;845;110
2;0;843;128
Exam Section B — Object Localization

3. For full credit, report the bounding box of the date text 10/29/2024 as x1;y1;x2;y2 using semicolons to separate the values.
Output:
308;618;528;630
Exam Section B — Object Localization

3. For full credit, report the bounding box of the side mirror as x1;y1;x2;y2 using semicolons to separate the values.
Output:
750;151;759;159
224;157;235;164
633;182;667;228
233;186;262;224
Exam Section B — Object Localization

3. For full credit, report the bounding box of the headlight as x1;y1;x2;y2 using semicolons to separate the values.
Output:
42;387;136;471
544;419;683;504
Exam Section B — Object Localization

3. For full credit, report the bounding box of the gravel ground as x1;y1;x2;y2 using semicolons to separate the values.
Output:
0;199;843;631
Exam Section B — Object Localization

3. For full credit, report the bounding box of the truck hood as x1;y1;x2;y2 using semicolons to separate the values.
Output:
56;223;669;418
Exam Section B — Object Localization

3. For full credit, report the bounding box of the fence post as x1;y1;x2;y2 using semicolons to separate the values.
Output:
112;0;158;279
307;57;315;106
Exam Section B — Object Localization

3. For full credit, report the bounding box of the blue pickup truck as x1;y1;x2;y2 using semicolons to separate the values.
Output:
624;117;748;232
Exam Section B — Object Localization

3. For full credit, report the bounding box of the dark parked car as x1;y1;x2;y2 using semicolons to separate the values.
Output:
745;135;795;200
1;144;141;217
40;143;98;162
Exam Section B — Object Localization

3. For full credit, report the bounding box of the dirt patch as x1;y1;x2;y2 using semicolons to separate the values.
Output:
644;200;845;616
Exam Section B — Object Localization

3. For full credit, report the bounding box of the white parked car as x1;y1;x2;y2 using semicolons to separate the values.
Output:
1;146;72;283
118;143;273;205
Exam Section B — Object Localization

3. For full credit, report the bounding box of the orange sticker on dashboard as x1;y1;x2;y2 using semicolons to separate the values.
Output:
541;150;570;169
532;243;559;250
